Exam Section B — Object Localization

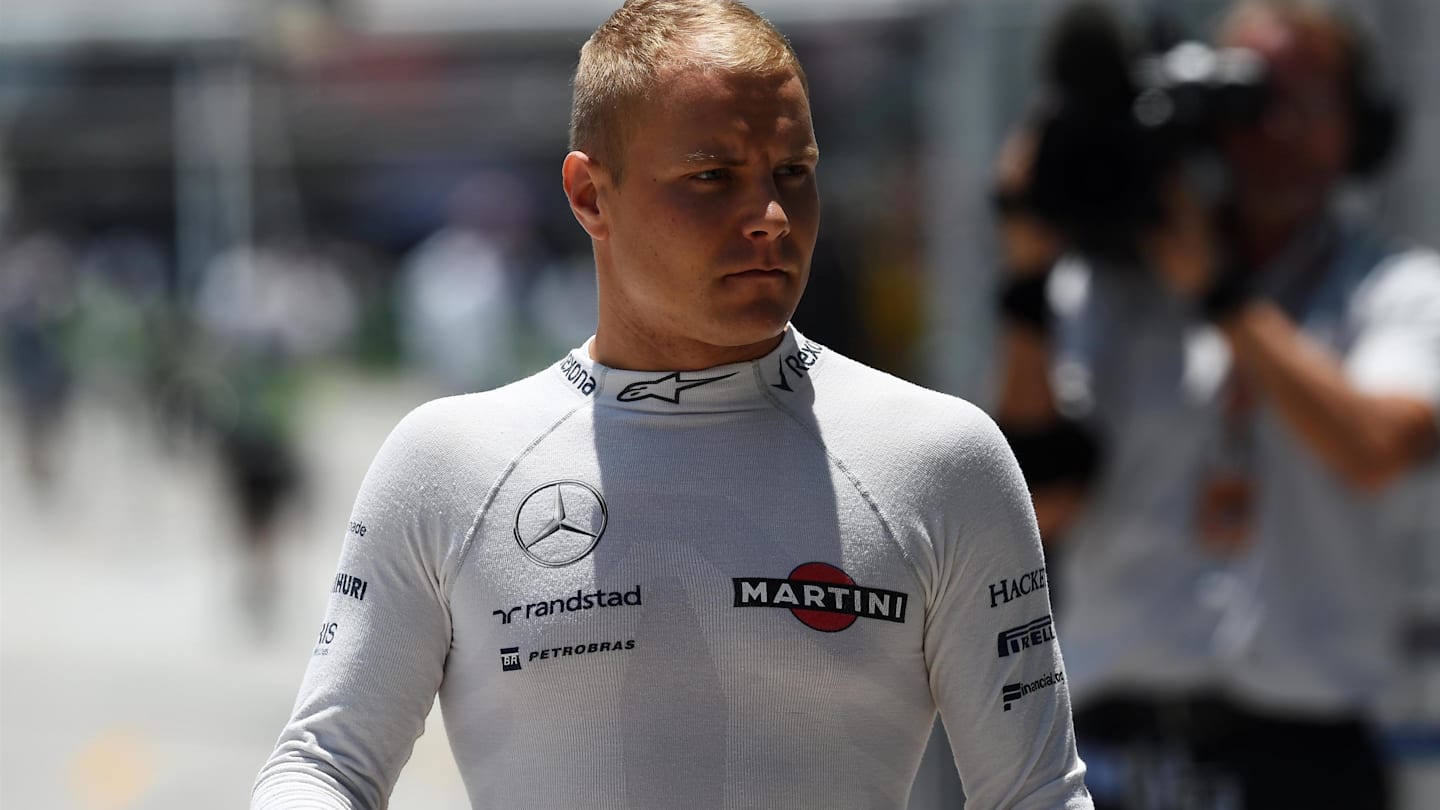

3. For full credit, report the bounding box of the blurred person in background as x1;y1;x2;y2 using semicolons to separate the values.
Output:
0;218;77;494
992;1;1440;807
253;1;1092;807
396;170;537;394
197;237;359;635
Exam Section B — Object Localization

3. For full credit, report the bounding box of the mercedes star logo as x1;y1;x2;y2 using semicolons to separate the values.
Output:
513;480;608;567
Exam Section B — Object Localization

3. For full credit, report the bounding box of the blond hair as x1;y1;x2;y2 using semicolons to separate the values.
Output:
570;0;807;181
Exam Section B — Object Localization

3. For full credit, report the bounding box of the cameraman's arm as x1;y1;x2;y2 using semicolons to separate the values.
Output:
993;132;1100;542
1149;183;1440;491
1217;299;1438;491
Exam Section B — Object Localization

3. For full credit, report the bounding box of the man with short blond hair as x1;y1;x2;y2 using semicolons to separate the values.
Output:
254;2;1092;807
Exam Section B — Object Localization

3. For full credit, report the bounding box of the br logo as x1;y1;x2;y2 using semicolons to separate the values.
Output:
500;647;522;672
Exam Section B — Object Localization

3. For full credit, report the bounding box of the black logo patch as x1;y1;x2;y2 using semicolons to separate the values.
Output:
527;639;635;663
559;356;598;396
499;640;638;673
500;647;522;672
1001;669;1065;711
771;338;825;392
493;586;641;625
313;622;338;656
988;567;1047;608
333;573;368;601
616;372;736;404
997;614;1054;658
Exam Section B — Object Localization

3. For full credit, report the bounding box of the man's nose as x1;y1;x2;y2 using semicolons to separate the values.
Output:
745;182;791;241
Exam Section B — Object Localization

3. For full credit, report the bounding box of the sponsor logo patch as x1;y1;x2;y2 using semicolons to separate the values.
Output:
333;573;369;601
500;647;522;672
733;562;908;632
492;586;642;625
771;338;825;392
1001;669;1066;711
313;622;338;656
997;614;1055;658
514;480;608;567
499;640;638;673
988;567;1047;608
617;372;736;404
559;356;598;396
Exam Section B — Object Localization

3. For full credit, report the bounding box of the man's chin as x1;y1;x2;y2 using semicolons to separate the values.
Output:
719;302;798;342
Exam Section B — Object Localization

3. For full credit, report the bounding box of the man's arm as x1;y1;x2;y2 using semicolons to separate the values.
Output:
1148;184;1440;491
926;410;1091;809
1217;297;1437;490
252;404;458;809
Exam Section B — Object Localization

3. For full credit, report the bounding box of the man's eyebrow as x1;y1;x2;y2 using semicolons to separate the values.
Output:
681;146;821;165
682;150;743;166
790;145;821;163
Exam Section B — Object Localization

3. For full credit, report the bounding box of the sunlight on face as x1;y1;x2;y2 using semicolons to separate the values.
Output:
591;66;820;370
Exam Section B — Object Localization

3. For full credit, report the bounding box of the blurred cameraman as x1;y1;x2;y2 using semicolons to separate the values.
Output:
993;1;1440;808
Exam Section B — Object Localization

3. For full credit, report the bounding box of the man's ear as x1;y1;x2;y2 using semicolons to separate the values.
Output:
563;150;609;241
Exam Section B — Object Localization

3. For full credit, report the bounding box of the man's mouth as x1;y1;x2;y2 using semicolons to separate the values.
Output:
726;268;787;279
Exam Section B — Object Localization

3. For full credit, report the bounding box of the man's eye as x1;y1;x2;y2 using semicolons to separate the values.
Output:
693;169;729;181
776;164;811;179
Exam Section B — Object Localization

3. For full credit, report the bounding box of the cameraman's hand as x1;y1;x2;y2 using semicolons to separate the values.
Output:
1143;177;1220;298
994;129;1066;273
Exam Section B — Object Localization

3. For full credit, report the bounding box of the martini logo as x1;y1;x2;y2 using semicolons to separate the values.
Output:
617;372;736;404
733;562;908;632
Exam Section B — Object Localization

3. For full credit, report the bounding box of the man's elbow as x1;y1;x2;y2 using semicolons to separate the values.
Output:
1336;401;1438;493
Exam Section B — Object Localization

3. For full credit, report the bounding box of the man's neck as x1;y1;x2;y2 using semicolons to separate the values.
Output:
590;324;786;372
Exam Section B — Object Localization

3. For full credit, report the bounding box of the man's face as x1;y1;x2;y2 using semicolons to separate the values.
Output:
1219;11;1352;227
588;65;819;365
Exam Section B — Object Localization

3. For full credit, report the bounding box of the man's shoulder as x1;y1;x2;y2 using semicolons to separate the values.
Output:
1350;240;1440;314
807;350;1023;526
383;368;579;464
813;349;1005;455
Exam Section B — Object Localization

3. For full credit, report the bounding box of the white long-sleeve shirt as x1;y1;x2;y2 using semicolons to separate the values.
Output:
253;327;1091;809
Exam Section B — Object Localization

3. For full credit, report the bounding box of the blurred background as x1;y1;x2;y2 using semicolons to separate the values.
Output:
0;0;1436;807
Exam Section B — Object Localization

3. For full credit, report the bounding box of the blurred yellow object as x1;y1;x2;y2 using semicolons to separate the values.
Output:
69;729;156;810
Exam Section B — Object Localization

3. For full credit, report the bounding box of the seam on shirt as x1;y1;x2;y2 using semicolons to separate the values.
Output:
443;399;591;597
751;359;932;607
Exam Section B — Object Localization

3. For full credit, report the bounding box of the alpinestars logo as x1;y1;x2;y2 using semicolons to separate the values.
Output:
997;614;1054;658
617;372;736;403
771;338;825;392
514;480;608;567
733;562;908;632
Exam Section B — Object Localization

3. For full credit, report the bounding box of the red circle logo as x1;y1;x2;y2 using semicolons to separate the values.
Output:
788;562;857;632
